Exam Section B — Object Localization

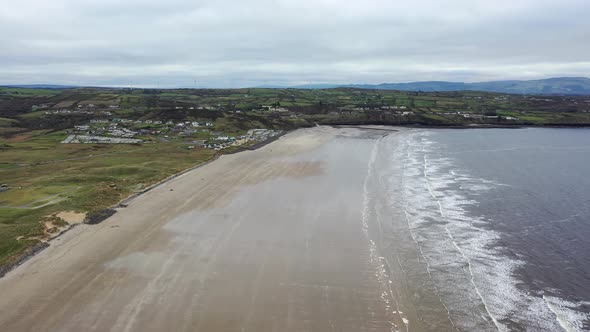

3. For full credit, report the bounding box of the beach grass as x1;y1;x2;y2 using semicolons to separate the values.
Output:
0;131;216;266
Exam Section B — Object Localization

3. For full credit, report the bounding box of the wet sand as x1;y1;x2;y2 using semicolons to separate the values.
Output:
0;126;417;332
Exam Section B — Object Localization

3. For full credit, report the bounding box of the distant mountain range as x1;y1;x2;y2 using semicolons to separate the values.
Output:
4;77;590;95
258;77;590;95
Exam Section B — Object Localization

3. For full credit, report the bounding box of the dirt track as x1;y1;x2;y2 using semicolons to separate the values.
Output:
0;126;405;332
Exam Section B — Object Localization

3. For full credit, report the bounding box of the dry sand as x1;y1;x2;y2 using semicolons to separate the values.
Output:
55;211;86;224
0;126;410;332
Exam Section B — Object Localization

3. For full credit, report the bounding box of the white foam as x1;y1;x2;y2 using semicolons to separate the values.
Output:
544;295;590;332
423;147;502;330
369;130;590;331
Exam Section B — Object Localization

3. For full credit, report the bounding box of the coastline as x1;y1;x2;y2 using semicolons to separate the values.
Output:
2;122;580;279
331;122;590;129
1;125;587;331
0;126;414;331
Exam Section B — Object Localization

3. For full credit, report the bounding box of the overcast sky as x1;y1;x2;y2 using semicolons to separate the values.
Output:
1;0;589;87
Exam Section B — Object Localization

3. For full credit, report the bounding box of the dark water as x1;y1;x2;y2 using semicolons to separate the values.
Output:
434;129;590;299
366;128;590;331
432;128;590;328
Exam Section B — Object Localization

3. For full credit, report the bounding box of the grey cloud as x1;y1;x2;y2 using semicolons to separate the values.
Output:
1;0;589;87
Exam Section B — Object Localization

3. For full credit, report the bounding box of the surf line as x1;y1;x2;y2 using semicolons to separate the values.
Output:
401;134;460;332
543;295;577;332
362;136;409;332
420;138;502;331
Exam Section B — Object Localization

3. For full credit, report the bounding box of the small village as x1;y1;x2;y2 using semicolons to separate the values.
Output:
61;117;282;150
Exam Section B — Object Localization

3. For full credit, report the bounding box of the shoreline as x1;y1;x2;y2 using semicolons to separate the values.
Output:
0;125;585;331
0;126;413;331
1;122;585;278
331;123;590;129
1;122;586;279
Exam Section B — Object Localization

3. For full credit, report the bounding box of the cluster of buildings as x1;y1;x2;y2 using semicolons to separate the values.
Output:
31;104;50;111
461;114;519;120
62;135;142;144
37;101;119;115
331;107;414;116
61;117;281;151
378;105;408;110
340;106;409;112
258;106;290;113
174;105;217;110
176;121;214;128
69;119;215;139
72;122;138;137
204;129;282;150
44;109;112;116
63;121;142;144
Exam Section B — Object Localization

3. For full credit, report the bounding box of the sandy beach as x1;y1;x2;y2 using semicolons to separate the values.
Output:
0;126;421;332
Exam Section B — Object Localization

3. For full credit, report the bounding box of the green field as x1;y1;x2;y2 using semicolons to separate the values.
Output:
0;130;215;266
0;186;78;208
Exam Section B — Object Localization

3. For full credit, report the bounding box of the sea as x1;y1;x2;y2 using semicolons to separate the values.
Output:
364;127;590;331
